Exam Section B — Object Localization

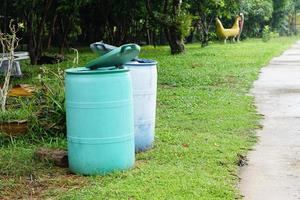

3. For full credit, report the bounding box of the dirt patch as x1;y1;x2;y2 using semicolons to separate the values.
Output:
0;171;88;199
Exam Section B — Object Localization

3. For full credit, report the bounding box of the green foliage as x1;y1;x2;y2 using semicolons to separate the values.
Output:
56;0;88;46
175;12;194;38
146;1;192;54
0;145;50;176
0;37;298;199
296;0;300;9
262;25;280;42
240;0;274;37
1;0;299;56
272;0;296;35
31;67;66;137
188;0;240;46
262;25;271;42
0;106;31;122
151;3;193;39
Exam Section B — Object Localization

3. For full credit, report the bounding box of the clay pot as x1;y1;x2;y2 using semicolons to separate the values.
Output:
0;120;28;136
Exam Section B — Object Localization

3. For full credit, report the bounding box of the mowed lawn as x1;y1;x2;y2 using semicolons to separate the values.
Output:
0;37;298;199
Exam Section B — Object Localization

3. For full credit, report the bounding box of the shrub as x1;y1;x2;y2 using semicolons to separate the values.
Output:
262;25;271;42
31;67;66;137
241;0;274;37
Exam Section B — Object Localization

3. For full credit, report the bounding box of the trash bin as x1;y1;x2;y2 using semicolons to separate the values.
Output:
65;44;140;175
124;59;158;152
65;67;134;175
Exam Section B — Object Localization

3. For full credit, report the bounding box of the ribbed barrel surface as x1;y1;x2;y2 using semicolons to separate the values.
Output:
124;60;157;152
65;67;134;175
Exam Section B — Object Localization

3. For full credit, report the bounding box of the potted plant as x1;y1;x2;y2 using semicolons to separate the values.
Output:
0;109;29;136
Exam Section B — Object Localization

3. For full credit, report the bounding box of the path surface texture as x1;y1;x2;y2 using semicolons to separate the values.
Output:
240;41;300;200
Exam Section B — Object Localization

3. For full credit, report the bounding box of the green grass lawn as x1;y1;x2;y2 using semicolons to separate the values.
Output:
0;37;298;199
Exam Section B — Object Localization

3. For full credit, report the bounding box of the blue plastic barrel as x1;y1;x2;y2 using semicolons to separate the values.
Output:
124;59;157;152
65;67;135;175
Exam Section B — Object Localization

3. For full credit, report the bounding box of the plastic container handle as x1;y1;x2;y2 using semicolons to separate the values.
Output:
120;44;138;55
95;43;106;50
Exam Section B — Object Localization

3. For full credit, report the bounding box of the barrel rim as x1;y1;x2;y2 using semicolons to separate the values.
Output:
65;67;129;74
124;59;157;66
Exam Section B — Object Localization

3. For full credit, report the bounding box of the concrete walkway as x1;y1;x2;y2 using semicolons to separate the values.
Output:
239;41;300;200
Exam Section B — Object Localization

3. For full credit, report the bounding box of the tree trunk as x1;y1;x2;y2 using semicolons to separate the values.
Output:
201;28;209;47
27;12;39;65
26;0;53;64
60;32;68;55
146;0;185;54
146;19;151;45
28;37;38;64
165;0;185;54
59;17;71;55
186;29;194;43
36;0;53;55
159;26;165;45
166;26;185;54
47;13;57;49
199;15;214;47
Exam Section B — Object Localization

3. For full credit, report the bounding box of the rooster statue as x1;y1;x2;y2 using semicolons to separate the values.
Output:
216;14;244;43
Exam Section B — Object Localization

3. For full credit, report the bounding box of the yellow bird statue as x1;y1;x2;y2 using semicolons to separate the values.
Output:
216;15;243;43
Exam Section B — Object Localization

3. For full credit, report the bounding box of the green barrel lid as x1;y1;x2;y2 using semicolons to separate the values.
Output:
85;44;140;70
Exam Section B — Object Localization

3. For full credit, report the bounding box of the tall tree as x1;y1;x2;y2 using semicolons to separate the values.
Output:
15;0;54;64
272;0;295;35
240;0;273;37
55;0;87;54
146;0;192;54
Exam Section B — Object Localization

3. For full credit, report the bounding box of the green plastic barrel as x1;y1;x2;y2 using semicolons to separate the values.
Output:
65;67;135;175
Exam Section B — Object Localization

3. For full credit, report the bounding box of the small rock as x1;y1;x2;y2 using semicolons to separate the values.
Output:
34;148;68;168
